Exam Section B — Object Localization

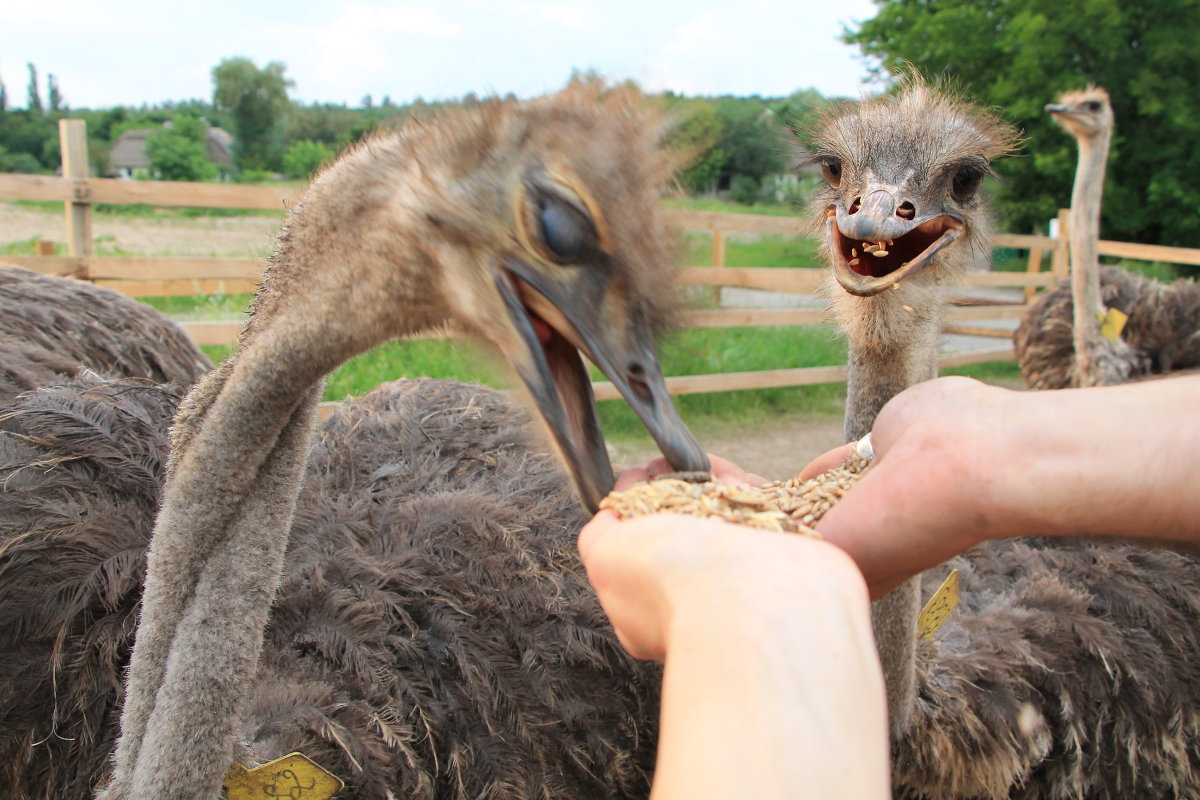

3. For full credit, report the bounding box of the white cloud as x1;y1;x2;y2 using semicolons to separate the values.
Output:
512;2;597;31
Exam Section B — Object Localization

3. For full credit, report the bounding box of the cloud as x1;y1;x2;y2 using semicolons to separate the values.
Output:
512;2;597;31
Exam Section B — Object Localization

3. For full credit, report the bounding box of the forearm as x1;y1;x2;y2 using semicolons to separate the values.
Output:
815;375;1200;597
986;376;1200;543
650;545;889;800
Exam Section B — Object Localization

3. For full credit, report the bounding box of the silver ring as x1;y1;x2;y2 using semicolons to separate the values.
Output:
854;432;875;461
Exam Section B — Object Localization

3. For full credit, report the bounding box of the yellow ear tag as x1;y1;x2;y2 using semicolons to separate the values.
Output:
224;752;344;800
917;568;960;639
1095;307;1129;341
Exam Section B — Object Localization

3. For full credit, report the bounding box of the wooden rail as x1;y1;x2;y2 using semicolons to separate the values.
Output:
3;121;1195;401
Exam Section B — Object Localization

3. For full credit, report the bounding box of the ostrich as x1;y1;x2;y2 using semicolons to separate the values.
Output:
806;82;1200;797
1014;87;1200;388
0;83;711;800
0;374;662;799
0;265;211;402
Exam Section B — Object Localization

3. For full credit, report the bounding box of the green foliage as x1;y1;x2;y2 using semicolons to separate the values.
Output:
234;168;274;184
282;139;333;178
47;75;63;112
667;98;727;193
145;115;217;181
25;63;41;114
844;0;1200;247
212;57;293;171
730;174;761;205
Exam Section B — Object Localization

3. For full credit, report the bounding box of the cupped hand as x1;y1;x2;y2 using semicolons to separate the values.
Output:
578;507;866;661
803;377;1011;598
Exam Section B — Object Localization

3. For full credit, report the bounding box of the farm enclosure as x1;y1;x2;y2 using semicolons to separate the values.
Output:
3;120;1199;471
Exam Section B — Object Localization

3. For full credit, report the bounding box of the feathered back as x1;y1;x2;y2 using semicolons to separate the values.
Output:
0;375;181;798
253;378;658;798
0;376;659;799
0;267;211;403
1014;267;1200;388
899;537;1200;798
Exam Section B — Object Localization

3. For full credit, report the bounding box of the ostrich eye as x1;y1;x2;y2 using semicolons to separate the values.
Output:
950;164;985;202
1083;100;1102;112
821;159;842;188
534;194;596;264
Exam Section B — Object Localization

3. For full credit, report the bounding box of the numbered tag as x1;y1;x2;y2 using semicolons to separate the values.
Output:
224;752;344;800
918;568;960;639
1095;307;1129;341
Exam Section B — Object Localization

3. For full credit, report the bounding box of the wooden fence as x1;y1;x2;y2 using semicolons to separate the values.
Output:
4;119;1200;401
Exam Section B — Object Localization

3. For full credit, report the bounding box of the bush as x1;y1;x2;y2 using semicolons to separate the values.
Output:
145;116;217;182
7;152;45;174
282;140;333;179
235;168;274;184
730;174;761;205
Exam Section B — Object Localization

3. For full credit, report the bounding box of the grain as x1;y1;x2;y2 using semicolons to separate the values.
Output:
600;454;871;537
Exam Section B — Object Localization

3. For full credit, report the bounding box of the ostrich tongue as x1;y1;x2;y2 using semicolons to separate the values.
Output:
600;454;871;536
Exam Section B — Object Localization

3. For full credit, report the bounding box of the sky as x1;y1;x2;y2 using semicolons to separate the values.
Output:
0;0;882;110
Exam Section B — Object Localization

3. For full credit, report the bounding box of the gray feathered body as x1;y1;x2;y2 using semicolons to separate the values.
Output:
0;267;211;402
898;540;1200;799
0;376;658;799
1014;266;1200;389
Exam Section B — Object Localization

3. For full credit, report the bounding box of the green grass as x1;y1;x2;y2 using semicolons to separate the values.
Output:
664;196;799;217
0;236;47;256
140;293;255;320
943;359;1024;387
681;231;822;268
202;324;851;445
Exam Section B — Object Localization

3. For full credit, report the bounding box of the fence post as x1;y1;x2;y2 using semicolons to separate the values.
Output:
1050;208;1070;282
706;227;726;305
711;228;726;268
59;119;93;279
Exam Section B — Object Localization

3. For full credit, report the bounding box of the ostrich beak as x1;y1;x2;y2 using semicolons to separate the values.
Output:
495;258;710;512
828;189;963;297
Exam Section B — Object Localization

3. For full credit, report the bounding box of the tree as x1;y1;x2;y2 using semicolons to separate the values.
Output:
282;139;333;179
712;97;788;194
25;63;41;114
844;0;1200;247
145;115;217;181
664;97;726;194
47;74;63;112
212;57;293;172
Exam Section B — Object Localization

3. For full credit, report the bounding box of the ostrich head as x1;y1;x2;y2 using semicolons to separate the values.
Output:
244;84;709;512
803;83;1017;299
1046;86;1113;141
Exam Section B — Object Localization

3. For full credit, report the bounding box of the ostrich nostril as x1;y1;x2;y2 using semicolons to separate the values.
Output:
849;197;862;215
897;201;916;220
627;362;651;400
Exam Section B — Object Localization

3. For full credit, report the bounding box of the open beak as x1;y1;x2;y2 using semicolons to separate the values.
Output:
495;257;710;512
827;188;963;297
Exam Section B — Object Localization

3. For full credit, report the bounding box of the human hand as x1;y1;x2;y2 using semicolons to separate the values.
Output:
580;476;888;800
801;377;1014;598
579;467;866;660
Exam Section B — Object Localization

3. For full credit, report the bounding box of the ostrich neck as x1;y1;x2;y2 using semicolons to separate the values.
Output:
106;210;441;799
1070;126;1111;386
842;299;941;738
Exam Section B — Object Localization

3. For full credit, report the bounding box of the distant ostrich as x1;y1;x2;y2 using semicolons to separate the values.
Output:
0;266;211;402
807;82;1200;797
1014;87;1200;388
1;85;710;800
